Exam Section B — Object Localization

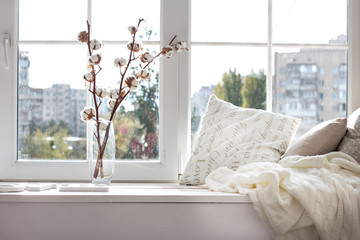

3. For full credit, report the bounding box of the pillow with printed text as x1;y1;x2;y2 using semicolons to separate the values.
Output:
180;95;301;185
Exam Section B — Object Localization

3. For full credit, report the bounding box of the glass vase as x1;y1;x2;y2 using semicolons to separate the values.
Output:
88;120;115;185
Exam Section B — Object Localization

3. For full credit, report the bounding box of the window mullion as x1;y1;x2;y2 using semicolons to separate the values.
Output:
348;0;360;113
267;0;273;111
191;42;267;47
272;43;349;49
87;0;92;25
178;0;191;176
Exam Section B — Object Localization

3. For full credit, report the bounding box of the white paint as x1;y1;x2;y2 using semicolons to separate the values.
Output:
0;202;271;240
0;185;272;240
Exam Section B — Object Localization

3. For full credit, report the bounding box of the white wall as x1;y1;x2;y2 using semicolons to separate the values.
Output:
0;202;272;240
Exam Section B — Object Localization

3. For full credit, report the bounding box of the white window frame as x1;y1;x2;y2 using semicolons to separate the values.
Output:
0;0;188;182
180;0;360;172
0;0;359;182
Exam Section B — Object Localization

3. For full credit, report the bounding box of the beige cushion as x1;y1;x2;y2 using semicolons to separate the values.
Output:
338;108;360;163
180;95;301;185
283;117;347;157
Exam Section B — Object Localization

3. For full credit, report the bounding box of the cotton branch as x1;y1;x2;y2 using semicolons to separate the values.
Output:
86;20;104;179
79;17;187;181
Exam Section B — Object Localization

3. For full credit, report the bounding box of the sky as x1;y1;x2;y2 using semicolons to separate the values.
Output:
18;0;347;95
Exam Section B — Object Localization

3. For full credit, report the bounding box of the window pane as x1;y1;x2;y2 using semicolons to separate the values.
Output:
191;46;267;141
272;48;347;139
273;0;347;44
18;0;87;41
192;0;268;43
18;45;88;160
95;44;160;161
92;0;160;41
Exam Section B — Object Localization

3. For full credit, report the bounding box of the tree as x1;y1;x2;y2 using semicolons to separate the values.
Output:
21;121;86;160
130;72;159;159
111;106;143;159
213;68;243;107
191;106;201;133
241;70;266;110
112;27;160;160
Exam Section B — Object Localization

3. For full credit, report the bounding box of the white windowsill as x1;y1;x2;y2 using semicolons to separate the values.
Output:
0;183;252;203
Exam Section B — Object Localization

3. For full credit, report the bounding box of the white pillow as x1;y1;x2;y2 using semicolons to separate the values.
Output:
180;95;301;185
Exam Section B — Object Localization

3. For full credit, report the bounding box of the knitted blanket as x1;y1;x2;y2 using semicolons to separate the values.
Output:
206;152;360;240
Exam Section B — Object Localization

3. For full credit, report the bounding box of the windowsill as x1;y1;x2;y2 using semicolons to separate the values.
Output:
0;183;251;203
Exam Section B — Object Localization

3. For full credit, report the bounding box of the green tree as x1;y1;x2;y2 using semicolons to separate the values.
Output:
213;68;243;106
22;121;86;160
130;72;159;159
112;106;143;159
112;26;160;160
241;70;266;109
191;106;201;133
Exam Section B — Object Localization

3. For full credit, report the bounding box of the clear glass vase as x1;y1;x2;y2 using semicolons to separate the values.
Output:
88;120;115;185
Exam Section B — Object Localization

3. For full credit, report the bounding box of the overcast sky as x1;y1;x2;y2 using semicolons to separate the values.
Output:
18;0;347;95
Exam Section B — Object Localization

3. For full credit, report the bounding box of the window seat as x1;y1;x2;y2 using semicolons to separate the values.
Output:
0;183;272;240
0;183;251;203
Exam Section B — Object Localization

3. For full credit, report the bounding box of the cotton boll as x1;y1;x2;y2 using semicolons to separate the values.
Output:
161;45;174;59
119;88;128;99
108;99;117;109
95;87;108;98
88;54;102;65
109;88;120;99
128;26;138;34
127;41;143;52
129;79;140;91
83;72;94;82
125;76;140;91
77;31;88;43
175;41;187;52
114;57;128;67
80;107;96;121
89;39;103;50
140;52;155;63
136;69;150;79
132;80;140;91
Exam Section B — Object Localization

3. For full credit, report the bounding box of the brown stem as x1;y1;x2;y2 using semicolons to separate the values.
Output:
143;52;162;69
98;90;131;161
84;18;184;180
142;35;178;69
169;35;177;45
93;19;144;179
86;20;103;179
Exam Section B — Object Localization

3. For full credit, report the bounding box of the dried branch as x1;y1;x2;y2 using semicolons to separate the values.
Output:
79;18;187;181
86;20;103;179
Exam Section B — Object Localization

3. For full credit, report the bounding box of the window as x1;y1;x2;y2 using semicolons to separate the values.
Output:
191;0;356;141
0;0;183;181
0;0;359;181
271;0;353;138
17;0;161;162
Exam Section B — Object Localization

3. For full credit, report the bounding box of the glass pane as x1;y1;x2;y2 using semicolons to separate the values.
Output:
95;44;160;161
192;0;267;43
18;45;88;160
18;0;87;41
92;0;160;41
273;0;347;44
191;46;267;142
272;48;347;139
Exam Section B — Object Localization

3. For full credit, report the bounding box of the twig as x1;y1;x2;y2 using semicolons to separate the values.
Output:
142;36;178;69
81;18;186;180
86;20;103;179
93;18;144;177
